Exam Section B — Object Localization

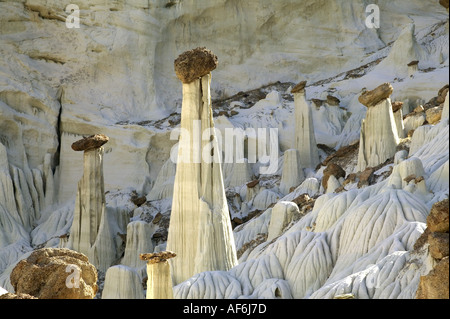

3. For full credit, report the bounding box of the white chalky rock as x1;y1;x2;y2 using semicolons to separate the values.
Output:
147;158;176;201
373;23;426;78
357;98;399;172
166;68;237;285
121;221;154;274
441;91;449;120
267;201;300;242
67;147;106;262
293;85;320;170
393;108;405;139
403;112;426;134
102;265;145;299
224;159;253;188
387;157;426;190
279;149;305;196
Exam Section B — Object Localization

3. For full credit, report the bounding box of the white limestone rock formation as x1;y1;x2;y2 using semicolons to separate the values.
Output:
140;251;176;299
147;158;176;201
267;201;301;242
357;83;400;172
223;160;253;188
101;265;144;299
292;81;320;170
121;221;154;278
442;91;449;120
373;23;427;78
166;48;238;286
66;134;109;266
392;101;405;138
279;149;305;196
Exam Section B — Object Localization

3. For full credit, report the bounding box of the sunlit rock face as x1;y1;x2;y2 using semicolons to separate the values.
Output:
357;83;399;172
166;49;237;286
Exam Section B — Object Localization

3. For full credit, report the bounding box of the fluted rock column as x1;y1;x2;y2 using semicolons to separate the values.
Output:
166;47;238;286
292;81;320;170
140;251;176;299
280;149;304;195
392;101;405;138
67;134;108;258
356;83;399;171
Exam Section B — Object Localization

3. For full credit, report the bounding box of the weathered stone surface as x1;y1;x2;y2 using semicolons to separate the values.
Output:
358;83;394;107
246;179;259;188
322;163;346;190
71;134;109;152
326;95;340;106
358;167;375;188
174;47;218;83
416;257;449;299
311;98;324;108
333;293;355;299
428;232;449;260
291;80;307;94
140;251;176;264
131;195;147;206
10;248;98;299
425;105;443;125
392;101;404;113
427;199;449;233
0;292;38;299
413;105;425;113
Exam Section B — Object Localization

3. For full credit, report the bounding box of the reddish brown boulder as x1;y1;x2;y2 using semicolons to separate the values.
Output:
358;83;393;108
71;134;109;152
326;95;340;106
291;81;307;94
392;101;404;113
10;248;98;299
174;47;218;84
322;163;346;190
357;167;375;188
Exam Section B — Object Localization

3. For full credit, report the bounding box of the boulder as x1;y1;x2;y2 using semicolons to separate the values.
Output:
322;163;345;190
326;95;340;106
358;83;393;108
174;47;218;83
416;257;449;299
428;232;449;260
425;105;443;125
0;293;38;299
392;101;404;113
71;134;109;152
291;80;307;94
10;248;98;299
427;198;449;233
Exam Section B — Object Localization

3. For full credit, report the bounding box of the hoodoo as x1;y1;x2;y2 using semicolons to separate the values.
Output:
166;47;238;285
357;83;399;171
292;81;320;170
67;134;109;263
140;251;176;299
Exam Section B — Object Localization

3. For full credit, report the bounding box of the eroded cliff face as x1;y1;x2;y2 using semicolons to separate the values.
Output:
1;0;447;202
